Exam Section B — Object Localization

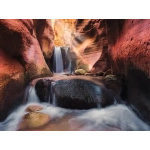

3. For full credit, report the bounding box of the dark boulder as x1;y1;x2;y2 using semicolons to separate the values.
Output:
35;79;52;102
53;79;115;109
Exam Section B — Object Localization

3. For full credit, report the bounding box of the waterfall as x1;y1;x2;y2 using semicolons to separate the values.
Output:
64;47;72;73
67;61;72;73
25;86;40;103
53;47;64;73
52;46;74;74
51;82;57;106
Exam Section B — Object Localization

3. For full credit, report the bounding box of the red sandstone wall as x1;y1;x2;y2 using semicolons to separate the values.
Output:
107;19;150;123
0;19;54;120
107;19;150;77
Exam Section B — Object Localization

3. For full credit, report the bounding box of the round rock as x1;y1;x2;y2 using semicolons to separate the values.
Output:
18;112;50;130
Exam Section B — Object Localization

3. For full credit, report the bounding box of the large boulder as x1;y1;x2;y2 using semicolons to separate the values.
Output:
0;19;53;121
53;79;115;109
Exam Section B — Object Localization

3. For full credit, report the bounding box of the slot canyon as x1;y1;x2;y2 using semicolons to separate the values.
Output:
0;19;150;131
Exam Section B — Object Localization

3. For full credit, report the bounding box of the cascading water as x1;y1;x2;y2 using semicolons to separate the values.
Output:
0;102;149;131
0;76;150;131
64;47;72;73
52;46;74;74
51;81;57;106
53;46;64;73
26;86;40;103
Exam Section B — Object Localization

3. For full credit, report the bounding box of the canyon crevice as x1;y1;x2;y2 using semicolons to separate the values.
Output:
0;19;150;124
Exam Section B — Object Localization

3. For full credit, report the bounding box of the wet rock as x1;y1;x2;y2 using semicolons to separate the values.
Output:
18;112;50;130
104;69;112;76
75;69;86;75
104;75;119;82
25;105;43;112
35;79;52;102
53;79;115;109
104;74;124;97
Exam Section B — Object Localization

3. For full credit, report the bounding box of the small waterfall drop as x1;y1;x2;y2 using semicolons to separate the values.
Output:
64;47;72;73
25;86;40;103
50;81;57;106
53;46;64;73
67;61;72;73
52;46;75;74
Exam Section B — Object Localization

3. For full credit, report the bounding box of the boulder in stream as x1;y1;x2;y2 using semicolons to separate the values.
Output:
53;79;115;109
18;112;50;130
75;69;86;75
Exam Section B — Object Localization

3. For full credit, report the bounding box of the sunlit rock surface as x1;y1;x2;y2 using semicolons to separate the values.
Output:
18;112;50;130
73;19;111;73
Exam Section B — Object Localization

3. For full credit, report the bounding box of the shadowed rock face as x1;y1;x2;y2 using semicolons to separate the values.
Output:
35;79;52;102
53;79;115;109
34;19;54;59
106;19;150;124
0;19;53;121
126;69;150;124
35;78;115;109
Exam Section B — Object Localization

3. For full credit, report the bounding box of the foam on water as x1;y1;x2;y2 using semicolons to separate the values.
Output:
69;104;150;131
0;102;149;131
0;102;71;131
27;86;40;103
0;77;149;131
